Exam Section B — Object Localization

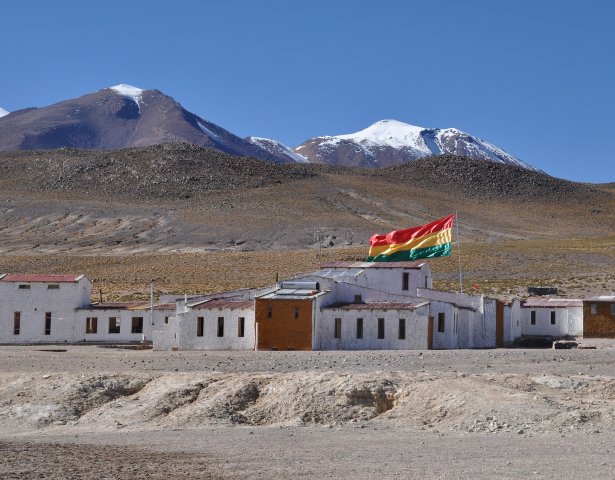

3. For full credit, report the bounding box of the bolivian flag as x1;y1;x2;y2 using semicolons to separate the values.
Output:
367;214;454;262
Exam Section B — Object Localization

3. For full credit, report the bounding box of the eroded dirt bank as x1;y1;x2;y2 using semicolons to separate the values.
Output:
2;346;615;479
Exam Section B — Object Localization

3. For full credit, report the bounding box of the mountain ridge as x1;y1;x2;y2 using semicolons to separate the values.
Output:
0;86;540;171
294;119;536;170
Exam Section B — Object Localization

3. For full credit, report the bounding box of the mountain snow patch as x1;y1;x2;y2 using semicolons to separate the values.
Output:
0;107;9;118
110;84;144;108
248;136;309;163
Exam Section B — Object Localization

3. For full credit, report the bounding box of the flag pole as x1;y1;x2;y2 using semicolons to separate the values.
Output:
455;211;463;293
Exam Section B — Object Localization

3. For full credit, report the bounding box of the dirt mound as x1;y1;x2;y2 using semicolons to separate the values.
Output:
375;155;610;201
0;143;320;200
2;371;614;435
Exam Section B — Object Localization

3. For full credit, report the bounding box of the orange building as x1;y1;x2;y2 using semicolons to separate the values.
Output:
583;296;615;338
255;281;324;351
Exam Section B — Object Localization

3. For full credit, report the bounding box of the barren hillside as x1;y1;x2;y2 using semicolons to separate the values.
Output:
0;144;613;256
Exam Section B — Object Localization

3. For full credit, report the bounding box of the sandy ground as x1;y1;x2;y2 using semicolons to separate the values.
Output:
2;344;615;479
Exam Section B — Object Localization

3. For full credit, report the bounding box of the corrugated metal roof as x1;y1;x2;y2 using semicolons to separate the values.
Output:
522;298;583;308
585;296;615;302
191;299;254;310
323;302;425;311
1;273;84;283
82;302;148;310
153;303;176;311
321;261;425;269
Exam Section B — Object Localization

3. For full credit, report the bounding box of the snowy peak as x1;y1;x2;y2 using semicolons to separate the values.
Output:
295;119;538;171
337;119;428;150
0;107;9;118
109;84;145;106
247;136;309;163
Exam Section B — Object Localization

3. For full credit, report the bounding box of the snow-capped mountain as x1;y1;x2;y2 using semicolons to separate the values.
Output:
0;107;9;118
246;136;308;163
0;85;292;163
294;119;537;170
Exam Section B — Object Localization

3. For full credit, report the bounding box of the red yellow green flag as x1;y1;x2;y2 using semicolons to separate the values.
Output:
367;214;454;262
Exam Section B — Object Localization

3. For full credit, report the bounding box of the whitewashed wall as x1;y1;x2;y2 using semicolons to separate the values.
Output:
298;264;432;299
170;307;255;350
318;305;430;350
74;308;174;343
520;306;583;337
0;278;91;344
429;301;459;350
503;300;522;345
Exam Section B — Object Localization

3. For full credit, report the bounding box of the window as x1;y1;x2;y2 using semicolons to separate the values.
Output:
197;317;204;337
530;311;536;325
425;276;428;288
217;317;224;337
267;305;272;318
13;312;20;335
294;306;299;319
591;303;597;315
131;317;143;334
402;272;409;291
238;317;245;337
356;318;363;339
86;317;98;334
611;304;615;316
437;312;445;333
378;318;385;339
108;317;120;334
164;316;169;324
45;312;51;335
354;294;362;303
399;318;406;340
550;311;556;325
47;284;60;290
334;318;342;339
18;284;30;290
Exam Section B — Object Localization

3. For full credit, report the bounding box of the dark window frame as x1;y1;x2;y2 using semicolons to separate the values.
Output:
530;311;536;325
550;311;556;325
377;318;385;339
294;306;299;319
45;312;52;335
398;318;406;340
334;318;342;339
402;272;409;291
108;317;120;334
131;316;144;334
238;317;245;338
13;312;20;335
356;318;363;339
197;317;204;337
437;312;445;333
217;317;224;337
86;317;98;334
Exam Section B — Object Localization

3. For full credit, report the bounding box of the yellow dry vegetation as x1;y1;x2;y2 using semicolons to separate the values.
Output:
1;235;615;300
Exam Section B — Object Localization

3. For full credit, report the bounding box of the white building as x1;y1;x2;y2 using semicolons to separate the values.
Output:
154;298;255;351
75;302;175;343
520;297;583;337
318;301;431;350
0;273;91;344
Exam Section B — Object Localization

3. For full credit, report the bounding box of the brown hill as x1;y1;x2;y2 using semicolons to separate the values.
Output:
0;144;613;254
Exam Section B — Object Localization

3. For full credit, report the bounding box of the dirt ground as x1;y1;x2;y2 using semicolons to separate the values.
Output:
1;345;615;479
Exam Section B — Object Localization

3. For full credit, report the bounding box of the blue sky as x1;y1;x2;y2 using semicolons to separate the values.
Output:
1;0;613;181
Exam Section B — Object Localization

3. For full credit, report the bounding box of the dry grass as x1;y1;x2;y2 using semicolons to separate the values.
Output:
1;235;615;300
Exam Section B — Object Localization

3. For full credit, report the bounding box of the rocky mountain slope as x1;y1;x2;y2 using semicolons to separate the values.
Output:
0;85;294;163
295;119;537;170
0;144;612;254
